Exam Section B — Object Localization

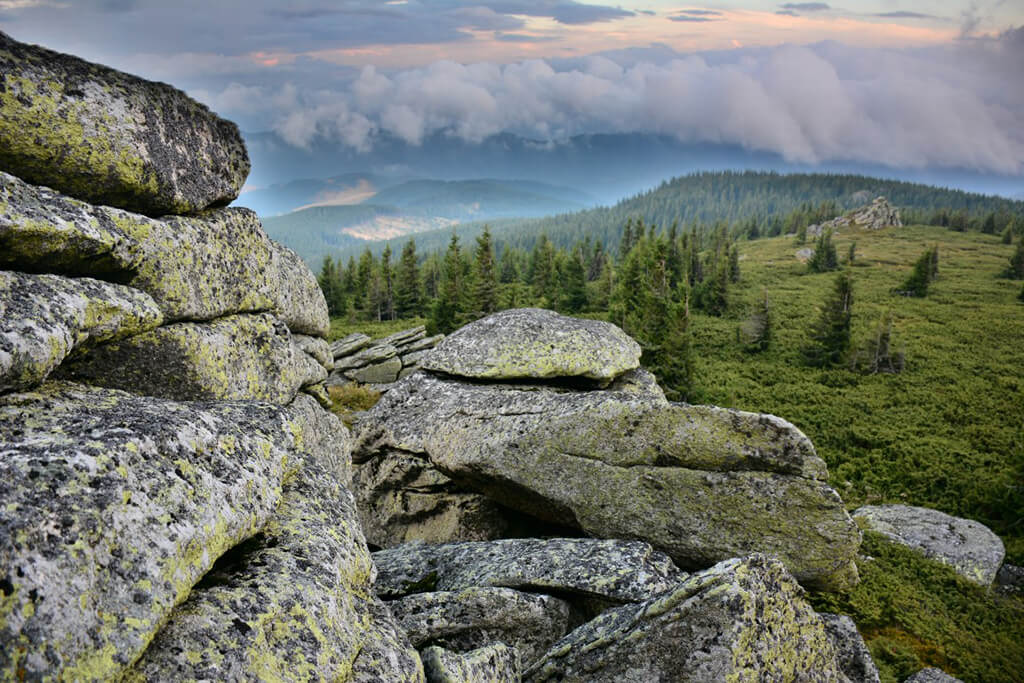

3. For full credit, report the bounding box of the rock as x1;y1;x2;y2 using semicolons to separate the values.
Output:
335;343;399;371
286;391;354;485
608;367;666;399
293;333;334;371
421;308;641;382
820;613;880;683
56;312;325;405
0;271;162;393
331;332;373;359
401;333;446;356
388;587;572;666
524;555;844;682
350;599;427;682
355;449;514;548
904;668;964;683
381;325;427;349
355;373;859;591
996;563;1024;594
796;247;815;262
303;382;334;410
347;356;403;384
131;452;423;681
0;31;248;215
402;349;434;369
421;644;520;683
853;505;1005;585
373;538;682;606
0;381;323;680
0;172;328;335
810;197;902;238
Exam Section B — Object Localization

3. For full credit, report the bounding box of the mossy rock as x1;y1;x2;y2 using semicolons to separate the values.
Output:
0;31;248;215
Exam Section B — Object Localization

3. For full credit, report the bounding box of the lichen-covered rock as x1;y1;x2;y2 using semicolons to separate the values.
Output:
287;391;354;485
524;555;844;682
129;457;422;681
373;538;682;606
421;308;641;382
336;343;399;371
350;599;427;682
57;313;325;405
388;587;572;666
904;668;964;683
331;332;373;359
421;644;520;683
382;325;427;349
355;450;513;548
355;373;859;591
347;356;403;384
0;270;161;393
0;31;248;215
820;613;880;683
853;505;1005;585
0;381;317;680
294;333;334;371
0;172;328;335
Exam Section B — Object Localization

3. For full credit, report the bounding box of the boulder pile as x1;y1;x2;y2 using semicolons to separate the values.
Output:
809;196;903;236
328;325;444;389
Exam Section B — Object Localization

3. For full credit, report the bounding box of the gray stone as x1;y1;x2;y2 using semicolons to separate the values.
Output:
813;197;902;237
354;373;859;591
401;333;446;356
331;332;372;359
287;391;354;485
355;449;513;548
131;454;423;681
347;356;403;384
373;538;682;605
0;172;328;335
0;270;162;393
402;349;434;368
398;365;421;380
524;555;845;682
996;563;1024;593
350;599;427;682
388;587;572;666
57;312;325;405
421;644;520;683
0;31;248;215
0;381;327;680
336;343;399;371
293;333;334;371
853;504;1005;585
421;308;641;382
381;325;427;349
904;668;964;683
820;613;880;683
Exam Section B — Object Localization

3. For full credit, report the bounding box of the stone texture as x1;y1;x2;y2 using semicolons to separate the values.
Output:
809;197;903;237
355;373;859;591
294;333;334;371
331;333;372;359
996;563;1024;594
0;381;326;680
524;555;844;682
373;538;682;605
853;504;1005;585
335;343;399;371
129;457;422;682
0;270;162;393
0;31;248;215
421;308;641;382
354;450;513;548
388;587;572;666
0;172;328;335
57;312;325;405
349;599;427;682
401;333;446;356
820;613;880;683
421;644;520;683
382;325;427;349
904;668;964;683
287;391;354;485
347;356;403;384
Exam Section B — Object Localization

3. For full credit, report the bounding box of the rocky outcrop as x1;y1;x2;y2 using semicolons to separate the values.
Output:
904;668;965;683
388;587;572;666
524;555;844;682
422;308;640;382
421;644;520;683
853;504;1005;585
355;369;859;591
0;31;248;215
0;172;328;336
809;196;902;237
56;312;325;404
820;613;881;683
373;538;683;605
0;271;162;393
328;326;444;389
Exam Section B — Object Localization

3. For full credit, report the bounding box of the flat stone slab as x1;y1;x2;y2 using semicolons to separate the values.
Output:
354;373;859;591
388;587;572;666
524;555;844;682
373;538;683;604
347;356;403;384
853;504;1005;585
422;644;519;683
0;31;248;215
1;270;161;393
420;308;641;382
0;172;328;336
57;313;325;405
331;333;372;359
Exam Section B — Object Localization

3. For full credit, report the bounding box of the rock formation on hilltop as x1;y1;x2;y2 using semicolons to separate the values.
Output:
809;196;903;237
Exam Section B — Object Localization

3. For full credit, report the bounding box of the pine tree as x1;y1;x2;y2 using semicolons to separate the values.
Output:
899;248;934;297
982;212;997;234
807;230;838;273
528;234;558;307
1002;226;1014;245
846;241;857;265
395;239;422;319
427;233;464;335
472;226;498;318
1005;238;1024;280
498;247;520;284
561;246;588;313
379;243;395;321
803;270;853;368
738;289;771;353
727;244;741;283
317;255;346;316
851;310;904;374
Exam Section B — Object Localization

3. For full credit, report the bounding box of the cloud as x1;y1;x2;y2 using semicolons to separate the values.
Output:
668;15;720;23
199;32;1024;176
675;9;722;16
775;10;799;17
780;3;831;11
960;1;982;37
874;11;936;20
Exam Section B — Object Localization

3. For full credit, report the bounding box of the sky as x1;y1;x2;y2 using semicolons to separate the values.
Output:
2;1;1023;178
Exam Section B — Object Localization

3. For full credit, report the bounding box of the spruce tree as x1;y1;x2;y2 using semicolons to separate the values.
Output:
395;239;422;319
899;247;934;297
803;270;853;368
1002;226;1014;245
727;244;741;283
982;212;997;234
427;233;464;335
1005;238;1024;280
561;246;588;313
379;243;395;321
317;255;346;316
472;226;498;318
807;230;838;273
846;241;857;265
